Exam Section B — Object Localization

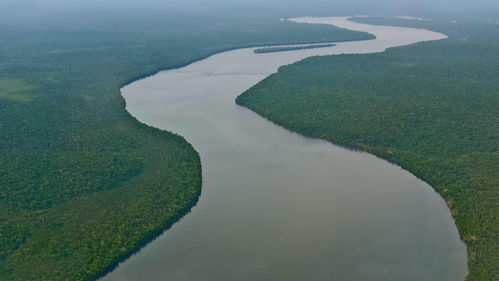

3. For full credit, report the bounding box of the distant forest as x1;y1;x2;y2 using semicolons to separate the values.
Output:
237;17;498;281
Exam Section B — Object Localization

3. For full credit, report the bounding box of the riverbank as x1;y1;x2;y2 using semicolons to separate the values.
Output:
0;16;372;281
237;17;498;281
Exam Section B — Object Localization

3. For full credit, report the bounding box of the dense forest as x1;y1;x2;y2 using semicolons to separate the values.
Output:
0;13;373;281
237;17;498;281
254;43;337;53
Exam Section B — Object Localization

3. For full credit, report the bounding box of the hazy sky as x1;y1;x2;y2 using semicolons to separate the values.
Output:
1;0;498;25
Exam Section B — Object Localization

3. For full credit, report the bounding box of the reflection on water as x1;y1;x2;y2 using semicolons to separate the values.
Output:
101;17;466;281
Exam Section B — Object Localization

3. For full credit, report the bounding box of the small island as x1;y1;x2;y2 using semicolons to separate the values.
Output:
254;43;336;53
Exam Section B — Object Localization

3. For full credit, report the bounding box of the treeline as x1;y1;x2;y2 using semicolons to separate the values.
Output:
237;18;498;281
0;14;372;280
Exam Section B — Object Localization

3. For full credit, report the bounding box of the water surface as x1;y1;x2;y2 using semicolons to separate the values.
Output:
102;17;467;281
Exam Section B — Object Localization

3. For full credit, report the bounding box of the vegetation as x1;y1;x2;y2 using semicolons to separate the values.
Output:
0;12;372;281
237;17;498;281
254;43;337;53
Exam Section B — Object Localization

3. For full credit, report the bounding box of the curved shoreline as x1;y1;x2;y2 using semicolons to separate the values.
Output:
103;17;466;281
94;19;376;281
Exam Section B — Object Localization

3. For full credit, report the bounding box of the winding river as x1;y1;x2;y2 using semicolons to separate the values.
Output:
102;17;467;281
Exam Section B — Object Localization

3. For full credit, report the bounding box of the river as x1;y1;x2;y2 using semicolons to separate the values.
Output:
101;17;467;281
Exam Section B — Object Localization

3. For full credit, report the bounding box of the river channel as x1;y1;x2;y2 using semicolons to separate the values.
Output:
102;17;467;281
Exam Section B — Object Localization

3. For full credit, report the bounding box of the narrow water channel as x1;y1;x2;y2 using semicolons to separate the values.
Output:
101;17;467;281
